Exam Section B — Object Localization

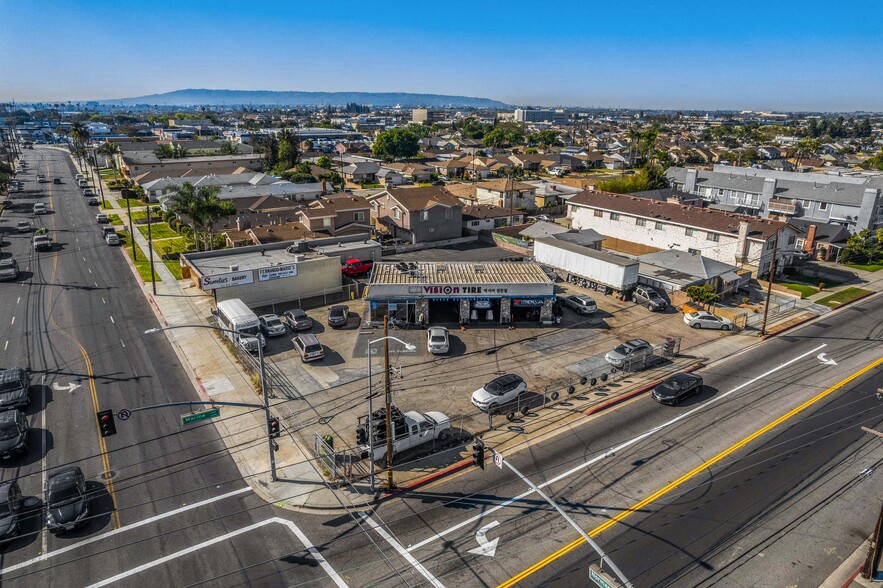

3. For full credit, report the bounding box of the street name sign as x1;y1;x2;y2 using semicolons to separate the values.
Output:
181;407;221;425
589;565;620;588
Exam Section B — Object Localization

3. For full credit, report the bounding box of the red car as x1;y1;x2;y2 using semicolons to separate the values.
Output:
341;259;374;277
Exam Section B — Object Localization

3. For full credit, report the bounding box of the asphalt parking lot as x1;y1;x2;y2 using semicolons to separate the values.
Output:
252;273;726;479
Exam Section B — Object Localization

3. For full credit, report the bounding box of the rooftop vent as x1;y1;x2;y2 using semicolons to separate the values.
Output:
229;265;239;272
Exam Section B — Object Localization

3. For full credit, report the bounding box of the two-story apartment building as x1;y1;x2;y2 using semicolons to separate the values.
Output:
296;194;373;236
567;190;802;276
369;187;463;244
119;152;264;177
667;165;883;232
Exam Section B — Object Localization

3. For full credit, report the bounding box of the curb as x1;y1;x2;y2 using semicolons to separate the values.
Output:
761;290;878;341
383;458;473;498
760;314;817;340
840;566;862;588
584;363;702;416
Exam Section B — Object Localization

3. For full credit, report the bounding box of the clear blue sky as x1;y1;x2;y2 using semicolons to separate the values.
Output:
2;0;881;111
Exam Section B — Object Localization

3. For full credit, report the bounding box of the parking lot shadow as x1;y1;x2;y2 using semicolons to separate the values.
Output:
320;348;346;367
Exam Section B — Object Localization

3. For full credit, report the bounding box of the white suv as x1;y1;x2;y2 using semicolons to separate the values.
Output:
471;374;526;413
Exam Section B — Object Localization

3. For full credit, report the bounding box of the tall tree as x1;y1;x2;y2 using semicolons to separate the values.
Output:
161;183;236;251
372;127;421;161
97;142;121;180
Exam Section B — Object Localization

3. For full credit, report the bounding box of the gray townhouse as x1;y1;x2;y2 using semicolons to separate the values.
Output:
667;165;883;233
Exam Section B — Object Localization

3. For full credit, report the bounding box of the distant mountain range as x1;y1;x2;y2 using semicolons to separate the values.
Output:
105;89;508;108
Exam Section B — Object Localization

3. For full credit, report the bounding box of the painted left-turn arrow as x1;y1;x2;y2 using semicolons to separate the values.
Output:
468;520;501;557
818;353;837;366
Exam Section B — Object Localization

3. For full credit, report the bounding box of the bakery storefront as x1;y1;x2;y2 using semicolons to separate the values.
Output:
366;261;555;326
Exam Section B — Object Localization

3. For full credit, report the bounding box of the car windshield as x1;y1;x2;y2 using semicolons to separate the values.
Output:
647;291;662;299
50;484;82;506
266;319;282;327
0;497;11;517
0;424;19;440
331;308;344;317
0;374;22;393
291;311;306;319
240;326;260;336
615;343;634;354
304;344;322;353
430;336;446;343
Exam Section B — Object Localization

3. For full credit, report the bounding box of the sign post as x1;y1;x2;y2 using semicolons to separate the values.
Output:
589;565;621;588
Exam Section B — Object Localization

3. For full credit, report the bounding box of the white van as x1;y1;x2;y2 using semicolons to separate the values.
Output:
216;298;265;353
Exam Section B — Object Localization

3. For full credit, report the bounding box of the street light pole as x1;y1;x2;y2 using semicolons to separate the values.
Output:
384;317;394;491
145;324;276;481
365;327;416;492
147;204;157;294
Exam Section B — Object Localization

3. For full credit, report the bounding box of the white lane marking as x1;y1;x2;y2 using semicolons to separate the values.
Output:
83;257;86;262
89;268;92;274
94;281;98;287
406;343;830;553
361;513;445;587
9;317;14;325
40;374;48;555
120;339;126;348
109;315;115;324
85;517;348;588
102;297;106;304
16;297;20;304
0;487;252;576
3;341;7;351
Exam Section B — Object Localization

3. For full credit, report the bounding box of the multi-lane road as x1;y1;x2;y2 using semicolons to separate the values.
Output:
1;147;881;587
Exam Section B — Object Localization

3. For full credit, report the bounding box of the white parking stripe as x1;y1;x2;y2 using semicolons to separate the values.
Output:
85;517;348;588
0;487;251;576
362;513;445;587
405;343;829;553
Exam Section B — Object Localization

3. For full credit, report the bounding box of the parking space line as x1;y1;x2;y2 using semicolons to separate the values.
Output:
361;513;445;587
405;343;829;553
84;517;347;588
0;487;252;576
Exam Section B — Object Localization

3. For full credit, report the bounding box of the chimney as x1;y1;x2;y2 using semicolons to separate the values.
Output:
803;224;817;253
685;169;698;193
761;177;777;202
736;221;750;263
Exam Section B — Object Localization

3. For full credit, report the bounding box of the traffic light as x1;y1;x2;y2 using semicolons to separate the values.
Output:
268;417;281;438
472;440;485;470
356;425;368;446
97;410;117;437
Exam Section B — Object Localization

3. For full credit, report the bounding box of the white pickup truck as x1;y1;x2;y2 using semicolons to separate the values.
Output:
358;409;451;463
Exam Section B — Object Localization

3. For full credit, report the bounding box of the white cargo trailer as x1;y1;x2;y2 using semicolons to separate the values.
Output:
534;238;639;294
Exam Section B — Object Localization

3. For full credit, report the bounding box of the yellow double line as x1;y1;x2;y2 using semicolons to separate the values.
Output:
500;355;883;587
45;165;121;529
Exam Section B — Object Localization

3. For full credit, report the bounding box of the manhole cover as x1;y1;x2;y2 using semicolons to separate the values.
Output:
100;470;117;481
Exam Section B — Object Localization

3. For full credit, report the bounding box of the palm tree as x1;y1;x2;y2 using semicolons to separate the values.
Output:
161;183;235;251
98;142;121;180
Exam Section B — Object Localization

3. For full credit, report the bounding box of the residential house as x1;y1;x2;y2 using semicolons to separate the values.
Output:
433;158;470;179
342;161;380;184
789;218;851;262
381;162;434;183
758;146;782;160
602;154;628;170
567;190;802;276
297;194;374;236
525;180;583;207
637;249;743;296
377;167;406;186
119;152;264;177
369;187;463;244
462;204;525;234
474;179;537;210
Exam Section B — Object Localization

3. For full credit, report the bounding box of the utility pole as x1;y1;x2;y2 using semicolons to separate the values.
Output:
147;204;157;294
383;316;394;491
861;425;883;580
759;229;779;336
125;195;137;262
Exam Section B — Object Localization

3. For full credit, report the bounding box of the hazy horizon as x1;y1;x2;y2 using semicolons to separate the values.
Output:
2;0;881;111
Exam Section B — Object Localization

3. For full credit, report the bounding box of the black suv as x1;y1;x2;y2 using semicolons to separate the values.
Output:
0;409;29;459
45;466;90;533
327;305;349;329
0;480;23;542
0;369;30;410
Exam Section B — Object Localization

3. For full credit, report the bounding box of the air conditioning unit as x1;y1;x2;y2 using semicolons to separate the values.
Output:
229;265;239;272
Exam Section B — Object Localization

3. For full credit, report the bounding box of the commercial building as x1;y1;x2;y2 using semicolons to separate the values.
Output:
365;261;555;326
182;235;381;307
411;109;446;123
514;109;567;124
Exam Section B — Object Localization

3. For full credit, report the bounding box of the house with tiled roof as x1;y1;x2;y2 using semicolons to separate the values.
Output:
381;162;434;183
475;179;537;210
567;190;802;276
296;194;373;236
368;186;463;243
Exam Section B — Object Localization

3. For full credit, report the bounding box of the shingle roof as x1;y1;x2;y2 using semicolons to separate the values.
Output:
462;204;520;220
638;249;739;280
567;190;793;241
475;179;536;192
374;187;462;212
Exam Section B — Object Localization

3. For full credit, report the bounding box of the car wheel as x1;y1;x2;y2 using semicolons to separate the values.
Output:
647;304;654;310
691;322;701;329
438;430;451;442
721;325;731;331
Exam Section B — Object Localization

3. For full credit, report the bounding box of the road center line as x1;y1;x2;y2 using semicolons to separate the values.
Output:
406;343;828;553
10;317;14;325
500;353;883;587
84;517;348;588
362;513;445;587
0;487;252;576
109;315;115;324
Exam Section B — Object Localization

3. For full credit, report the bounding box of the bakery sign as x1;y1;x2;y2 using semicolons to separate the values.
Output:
258;264;298;282
200;270;254;291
